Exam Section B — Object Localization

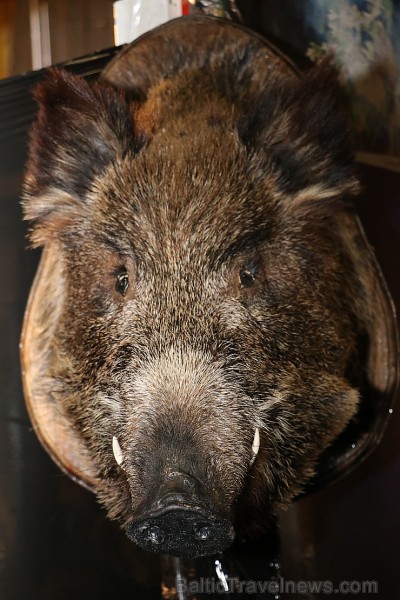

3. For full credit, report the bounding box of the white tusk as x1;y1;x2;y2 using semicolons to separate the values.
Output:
250;427;260;466
112;436;124;466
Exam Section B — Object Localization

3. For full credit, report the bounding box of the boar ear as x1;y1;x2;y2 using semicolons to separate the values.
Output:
239;59;360;203
23;68;144;245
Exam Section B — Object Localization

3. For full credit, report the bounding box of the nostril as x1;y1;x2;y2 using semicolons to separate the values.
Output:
194;523;214;541
144;525;165;545
128;508;235;557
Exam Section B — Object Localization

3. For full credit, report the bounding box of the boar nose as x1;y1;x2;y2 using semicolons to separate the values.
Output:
127;472;234;557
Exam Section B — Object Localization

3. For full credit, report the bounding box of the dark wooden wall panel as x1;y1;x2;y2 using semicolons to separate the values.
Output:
1;0;115;79
47;0;114;65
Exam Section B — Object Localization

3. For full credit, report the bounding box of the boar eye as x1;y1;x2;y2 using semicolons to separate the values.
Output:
239;269;255;288
116;271;129;296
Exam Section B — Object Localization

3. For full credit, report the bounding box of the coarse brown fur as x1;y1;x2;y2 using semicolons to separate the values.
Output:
22;17;370;552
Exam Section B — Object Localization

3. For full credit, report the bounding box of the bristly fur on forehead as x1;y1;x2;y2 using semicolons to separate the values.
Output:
22;52;359;248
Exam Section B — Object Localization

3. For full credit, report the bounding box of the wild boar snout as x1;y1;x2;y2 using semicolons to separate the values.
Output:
106;347;254;556
127;471;235;557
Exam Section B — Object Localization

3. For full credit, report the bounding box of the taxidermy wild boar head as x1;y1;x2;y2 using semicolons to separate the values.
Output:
21;16;398;558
